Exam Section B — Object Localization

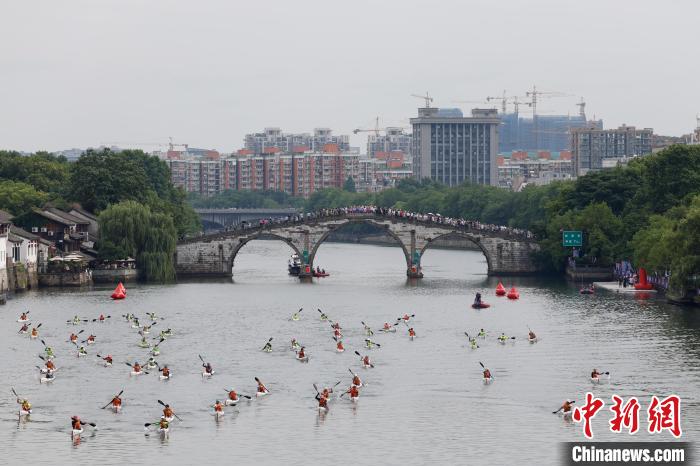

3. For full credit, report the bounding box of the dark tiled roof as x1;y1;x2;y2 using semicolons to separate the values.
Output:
0;209;13;224
9;225;39;241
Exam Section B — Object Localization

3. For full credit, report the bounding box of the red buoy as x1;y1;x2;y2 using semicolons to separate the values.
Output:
111;282;126;300
633;268;653;290
495;281;506;296
506;287;519;300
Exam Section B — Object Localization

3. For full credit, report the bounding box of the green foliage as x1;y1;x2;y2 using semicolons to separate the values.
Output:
188;190;306;209
0;181;49;215
637;145;700;213
343;176;356;193
0;151;70;195
98;201;176;282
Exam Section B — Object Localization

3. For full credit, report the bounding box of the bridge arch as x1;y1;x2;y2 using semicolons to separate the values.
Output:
419;231;493;273
308;219;411;270
227;232;302;274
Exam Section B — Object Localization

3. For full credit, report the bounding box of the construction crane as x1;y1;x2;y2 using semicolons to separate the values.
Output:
575;98;586;119
353;116;381;135
525;85;573;148
411;92;433;108
486;90;509;114
168;137;189;152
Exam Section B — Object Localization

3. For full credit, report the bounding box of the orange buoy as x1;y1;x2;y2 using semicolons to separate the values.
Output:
506;287;519;300
111;282;126;300
495;281;506;296
633;268;653;290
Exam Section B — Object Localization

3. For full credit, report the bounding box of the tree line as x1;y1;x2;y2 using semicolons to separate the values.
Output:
0;149;200;282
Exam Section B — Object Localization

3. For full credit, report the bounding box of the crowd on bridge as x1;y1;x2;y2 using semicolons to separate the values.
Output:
206;205;534;241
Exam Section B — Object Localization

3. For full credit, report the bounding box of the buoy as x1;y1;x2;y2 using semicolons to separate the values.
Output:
633;268;653;290
111;282;126;300
495;281;506;296
506;287;519;300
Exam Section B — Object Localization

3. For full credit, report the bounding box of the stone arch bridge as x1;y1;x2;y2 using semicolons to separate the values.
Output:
176;213;541;278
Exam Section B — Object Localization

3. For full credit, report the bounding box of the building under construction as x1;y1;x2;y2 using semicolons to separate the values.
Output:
499;112;602;153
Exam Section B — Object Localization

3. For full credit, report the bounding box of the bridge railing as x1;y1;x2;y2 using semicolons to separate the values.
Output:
179;208;536;244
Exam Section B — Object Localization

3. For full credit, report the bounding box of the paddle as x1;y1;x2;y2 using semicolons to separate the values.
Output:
260;338;273;351
92;315;111;322
79;421;98;428
198;354;206;364
313;383;320;395
364;339;381;348
101;390;124;409
552;401;575;414
254;377;268;394
11;388;19;399
479;361;494;379
38;355;46;361
157;399;182;421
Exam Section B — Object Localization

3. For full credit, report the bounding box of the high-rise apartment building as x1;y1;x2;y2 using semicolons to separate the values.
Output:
244;127;350;154
367;128;412;159
410;107;500;186
571;125;653;175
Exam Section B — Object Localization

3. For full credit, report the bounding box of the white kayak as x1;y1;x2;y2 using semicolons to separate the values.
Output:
19;409;31;416
225;398;239;406
17;318;30;323
19;330;28;334
40;376;55;383
214;410;224;419
263;348;272;353
72;428;83;437
158;427;169;437
318;406;328;413
483;377;492;384
77;352;87;358
380;328;397;333
142;329;150;335
561;410;573;419
160;374;171;381
112;405;121;413
350;396;359;403
30;334;38;339
146;363;157;370
138;343;151;348
130;371;143;376
352;382;363;388
336;348;345;353
151;349;161;356
103;362;112;367
590;376;600;384
202;371;215;378
296;355;309;362
131;324;140;329
362;362;372;369
498;339;508;345
40;368;56;374
256;391;269;397
44;354;55;360
409;335;415;341
164;416;174;422
86;340;95;345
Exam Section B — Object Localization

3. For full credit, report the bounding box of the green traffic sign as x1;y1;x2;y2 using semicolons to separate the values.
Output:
562;230;582;247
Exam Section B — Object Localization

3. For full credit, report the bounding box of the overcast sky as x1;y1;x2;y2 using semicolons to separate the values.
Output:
1;0;698;153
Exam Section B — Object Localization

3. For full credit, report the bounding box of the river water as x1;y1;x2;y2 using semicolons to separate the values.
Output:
1;241;698;465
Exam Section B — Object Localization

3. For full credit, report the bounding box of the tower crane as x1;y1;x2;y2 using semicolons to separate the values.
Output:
486;90;509;114
575;98;586;119
411;92;433;108
353;116;381;136
525;85;573;148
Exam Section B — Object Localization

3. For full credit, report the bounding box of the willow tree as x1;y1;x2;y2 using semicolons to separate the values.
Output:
98;201;176;282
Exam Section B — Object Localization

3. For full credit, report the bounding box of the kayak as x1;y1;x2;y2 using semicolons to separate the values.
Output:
77;352;87;358
263;348;272;353
214;410;224;419
72;428;83;437
19;329;28;334
151;349;161;356
146;363;157;369
296;355;309;362
202;370;215;377
318;406;328;413
160;374;171;381
590;376;600;384
138;342;151;348
352;382;363;388
498;339;507;345
158;427;169;437
44;354;55;360
409;335;415;341
30;334;38;339
103;362;112;367
291;316;300;321
225;398;239;406
362;362;372;369
336;348;345;353
130;371;143;376
350;396;359;403
483;377;492;384
86;340;95;345
380;328;396;333
40;368;56;374
256;391;269;397
17;318;30;323
164;416;174;422
562;410;573;419
40;376;55;383
471;303;491;309
142;329;150;335
528;336;538;343
112;405;121;413
19;409;31;416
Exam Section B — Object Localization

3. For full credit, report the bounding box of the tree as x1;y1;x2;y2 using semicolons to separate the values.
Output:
0;181;48;216
98;201;177;282
343;176;356;193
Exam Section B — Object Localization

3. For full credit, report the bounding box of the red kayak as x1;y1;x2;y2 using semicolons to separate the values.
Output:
471;303;490;309
313;272;330;278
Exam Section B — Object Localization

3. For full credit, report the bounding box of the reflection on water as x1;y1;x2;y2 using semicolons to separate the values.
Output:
0;241;698;465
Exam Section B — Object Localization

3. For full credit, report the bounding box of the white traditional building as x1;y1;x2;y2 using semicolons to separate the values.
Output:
0;210;12;293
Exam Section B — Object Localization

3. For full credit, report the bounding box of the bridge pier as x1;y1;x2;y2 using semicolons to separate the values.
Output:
407;229;423;278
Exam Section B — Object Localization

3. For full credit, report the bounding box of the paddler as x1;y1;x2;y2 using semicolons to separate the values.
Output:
332;322;341;330
560;400;574;415
203;362;214;375
18;398;31;414
498;333;509;343
45;359;56;372
132;362;142;374
347;385;359;399
383;322;392;330
401;314;411;322
322;386;333;398
469;337;478;349
319;309;328;320
474;292;482;306
139;336;150;347
291;308;302;321
365;338;377;349
408;327;416;338
163;404;174;419
19;312;28;321
297;347;306;359
69;332;78;343
160;365;170;378
213;400;224;414
363;323;373;336
227;389;239;403
352;373;362;387
362;355;372;367
478;328;486;338
591;369;601;379
98;314;105;322
30;326;39;338
86;334;96;344
333;328;342;338
336;340;344;352
291;338;300;350
256;378;269;395
18;323;30;334
102;355;113;365
159;417;169;430
111;395;122;410
44;346;55;359
72;315;81;325
71;416;82;431
262;340;273;352
146;357;157;369
483;367;492;381
77;345;88;356
159;330;168;340
317;393;329;411
528;330;537;340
